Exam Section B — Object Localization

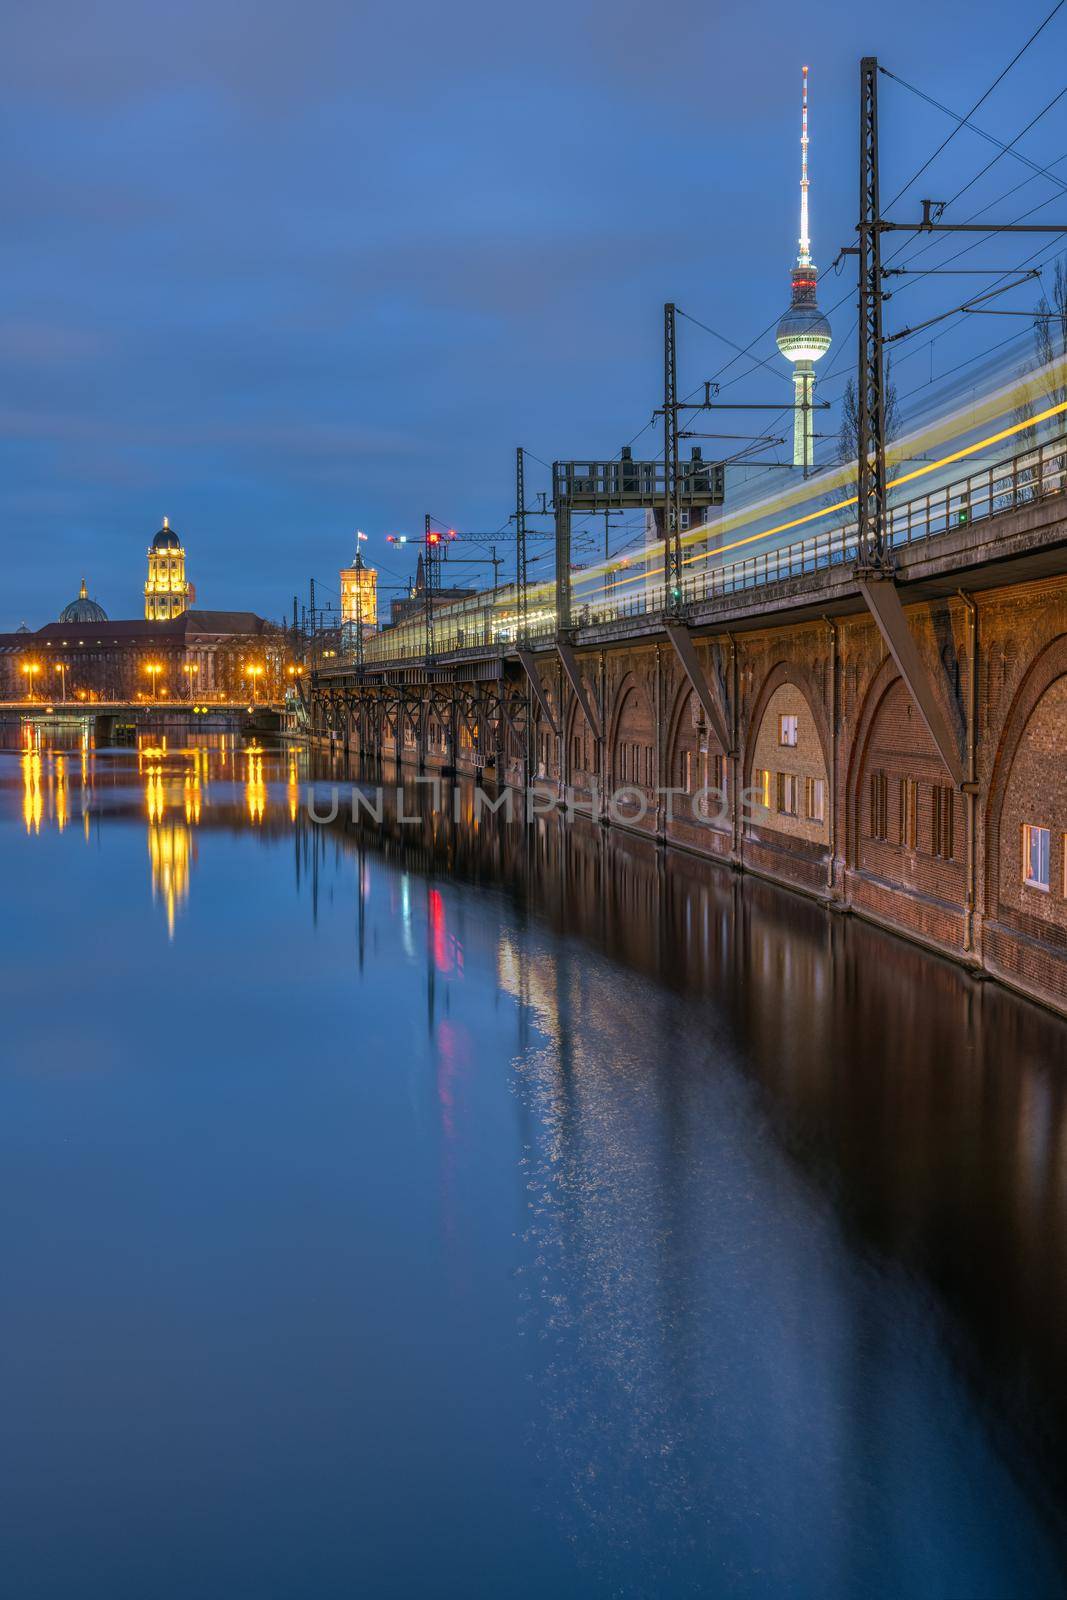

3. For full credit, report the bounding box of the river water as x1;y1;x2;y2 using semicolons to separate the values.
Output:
2;728;1067;1599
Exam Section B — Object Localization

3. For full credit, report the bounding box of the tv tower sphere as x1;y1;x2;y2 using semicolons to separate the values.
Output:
776;66;832;468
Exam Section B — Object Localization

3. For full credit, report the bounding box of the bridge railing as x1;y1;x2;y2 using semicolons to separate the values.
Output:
588;429;1067;617
346;428;1067;668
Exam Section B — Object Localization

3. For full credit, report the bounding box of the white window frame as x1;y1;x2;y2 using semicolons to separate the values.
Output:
1022;824;1050;892
778;713;799;748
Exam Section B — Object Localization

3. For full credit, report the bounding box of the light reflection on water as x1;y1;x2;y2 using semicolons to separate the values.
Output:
1;729;1067;1598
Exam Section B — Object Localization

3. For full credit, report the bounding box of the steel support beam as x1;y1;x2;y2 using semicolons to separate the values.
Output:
517;650;559;737
556;643;601;742
858;576;966;789
554;506;572;634
857;56;889;572
663;621;733;757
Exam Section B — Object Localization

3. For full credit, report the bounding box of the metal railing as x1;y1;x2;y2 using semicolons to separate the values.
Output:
344;428;1067;670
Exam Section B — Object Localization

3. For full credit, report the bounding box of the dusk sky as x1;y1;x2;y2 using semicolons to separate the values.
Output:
5;0;1066;627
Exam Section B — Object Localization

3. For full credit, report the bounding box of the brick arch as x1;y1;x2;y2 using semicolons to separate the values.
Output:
606;669;655;797
664;674;726;787
984;631;1067;922
563;688;597;783
742;660;831;788
605;668;652;754
843;654;899;869
845;654;968;935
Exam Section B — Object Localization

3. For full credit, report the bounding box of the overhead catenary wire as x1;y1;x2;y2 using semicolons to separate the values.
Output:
880;0;1066;212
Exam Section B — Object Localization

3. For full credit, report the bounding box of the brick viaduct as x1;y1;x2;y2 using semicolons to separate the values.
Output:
311;490;1067;1019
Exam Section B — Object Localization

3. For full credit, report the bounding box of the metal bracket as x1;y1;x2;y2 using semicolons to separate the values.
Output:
663;621;734;756
517;650;559;737
556;643;601;742
857;575;966;788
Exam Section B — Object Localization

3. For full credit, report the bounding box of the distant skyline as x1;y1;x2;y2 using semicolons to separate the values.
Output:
4;0;1066;627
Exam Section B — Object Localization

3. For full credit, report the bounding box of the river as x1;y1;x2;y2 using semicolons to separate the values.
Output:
1;727;1066;1598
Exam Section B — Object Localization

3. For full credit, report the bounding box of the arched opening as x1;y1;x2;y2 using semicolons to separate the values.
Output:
607;672;656;833
984;647;1067;1007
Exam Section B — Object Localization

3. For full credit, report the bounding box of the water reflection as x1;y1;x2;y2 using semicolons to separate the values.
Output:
328;764;1067;1588
2;737;1067;1596
5;726;303;938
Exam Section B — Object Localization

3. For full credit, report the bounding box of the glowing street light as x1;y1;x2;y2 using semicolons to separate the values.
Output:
244;662;265;704
53;660;69;701
144;661;163;700
182;661;199;700
20;660;41;701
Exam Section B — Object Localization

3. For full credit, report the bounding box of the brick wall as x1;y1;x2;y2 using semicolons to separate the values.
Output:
324;573;1067;1015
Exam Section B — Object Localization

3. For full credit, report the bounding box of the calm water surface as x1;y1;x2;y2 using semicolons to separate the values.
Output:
2;728;1067;1599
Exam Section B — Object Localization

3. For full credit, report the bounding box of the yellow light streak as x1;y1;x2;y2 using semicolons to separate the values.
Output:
573;397;1067;599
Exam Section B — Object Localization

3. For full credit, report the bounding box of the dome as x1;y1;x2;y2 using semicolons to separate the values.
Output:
59;578;108;625
152;516;181;552
776;303;833;364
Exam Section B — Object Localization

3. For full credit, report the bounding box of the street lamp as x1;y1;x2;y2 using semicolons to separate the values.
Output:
20;660;41;701
144;661;162;700
182;662;199;700
54;661;69;701
244;663;265;704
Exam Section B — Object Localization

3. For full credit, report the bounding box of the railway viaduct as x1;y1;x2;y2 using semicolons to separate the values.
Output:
309;451;1067;1018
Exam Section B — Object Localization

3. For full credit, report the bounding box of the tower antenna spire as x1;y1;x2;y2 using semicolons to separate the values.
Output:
799;64;811;266
776;63;831;472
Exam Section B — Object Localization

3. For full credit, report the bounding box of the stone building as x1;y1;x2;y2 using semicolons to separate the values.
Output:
0;610;285;702
144;518;193;620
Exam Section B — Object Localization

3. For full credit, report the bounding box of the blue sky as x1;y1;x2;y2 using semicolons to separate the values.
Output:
4;0;1066;626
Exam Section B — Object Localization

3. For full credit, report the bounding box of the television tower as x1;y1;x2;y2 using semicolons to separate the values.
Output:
776;66;832;470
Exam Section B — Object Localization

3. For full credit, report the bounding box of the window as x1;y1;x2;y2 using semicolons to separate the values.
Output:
899;778;918;850
776;772;799;816
805;776;825;823
679;749;692;790
869;771;889;840
932;786;954;860
1023;824;1050;891
778;713;799;747
752;768;772;813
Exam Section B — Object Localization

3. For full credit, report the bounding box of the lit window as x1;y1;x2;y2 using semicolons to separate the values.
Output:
1023;825;1050;891
778;714;798;747
805;776;825;823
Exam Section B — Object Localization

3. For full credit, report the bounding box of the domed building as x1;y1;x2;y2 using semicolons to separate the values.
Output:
144;516;193;620
59;578;108;626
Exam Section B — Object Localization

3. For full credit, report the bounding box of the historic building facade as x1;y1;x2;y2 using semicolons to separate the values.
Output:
0;612;285;703
0;516;292;701
339;549;378;628
144;518;193;620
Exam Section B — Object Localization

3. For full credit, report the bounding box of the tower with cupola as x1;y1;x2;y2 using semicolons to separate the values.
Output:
144;517;192;620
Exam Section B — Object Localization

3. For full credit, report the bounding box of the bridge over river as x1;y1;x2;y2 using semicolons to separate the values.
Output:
0;700;285;742
309;417;1067;1019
